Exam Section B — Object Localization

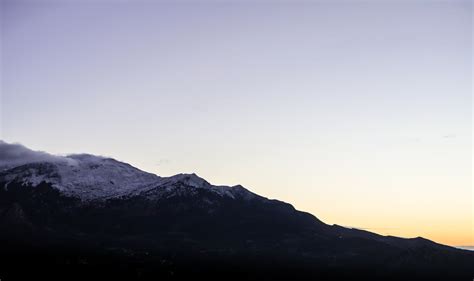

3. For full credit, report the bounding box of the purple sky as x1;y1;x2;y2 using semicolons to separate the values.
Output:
1;0;472;245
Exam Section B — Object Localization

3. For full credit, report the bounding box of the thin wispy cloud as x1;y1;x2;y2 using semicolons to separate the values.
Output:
344;226;398;231
156;159;171;166
442;134;457;139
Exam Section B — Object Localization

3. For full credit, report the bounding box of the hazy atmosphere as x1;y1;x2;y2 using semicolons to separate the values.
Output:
1;0;472;246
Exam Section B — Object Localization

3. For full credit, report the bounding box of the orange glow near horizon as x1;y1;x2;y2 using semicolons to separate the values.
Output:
313;212;473;247
298;198;473;247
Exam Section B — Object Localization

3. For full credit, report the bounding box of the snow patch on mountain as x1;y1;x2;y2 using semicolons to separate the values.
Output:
134;173;258;201
53;154;161;200
0;141;258;202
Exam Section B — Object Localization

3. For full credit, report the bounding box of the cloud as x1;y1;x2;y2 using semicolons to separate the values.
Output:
0;140;77;168
456;246;474;251
442;134;456;139
156;158;171;166
343;225;397;231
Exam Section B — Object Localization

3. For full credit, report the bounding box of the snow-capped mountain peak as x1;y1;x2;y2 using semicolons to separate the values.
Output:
169;173;209;187
0;141;257;202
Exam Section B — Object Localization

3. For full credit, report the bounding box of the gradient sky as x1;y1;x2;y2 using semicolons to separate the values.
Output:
1;0;472;246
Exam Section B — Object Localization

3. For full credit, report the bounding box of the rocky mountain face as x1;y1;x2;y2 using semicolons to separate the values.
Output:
0;142;473;280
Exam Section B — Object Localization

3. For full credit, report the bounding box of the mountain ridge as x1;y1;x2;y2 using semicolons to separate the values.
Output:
0;141;473;280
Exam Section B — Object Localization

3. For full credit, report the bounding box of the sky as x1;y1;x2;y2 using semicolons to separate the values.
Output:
0;0;472;246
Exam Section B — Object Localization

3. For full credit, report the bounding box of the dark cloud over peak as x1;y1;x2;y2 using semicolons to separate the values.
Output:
0;140;76;168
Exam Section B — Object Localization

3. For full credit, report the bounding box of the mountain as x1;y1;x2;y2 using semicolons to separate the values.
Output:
0;141;473;281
